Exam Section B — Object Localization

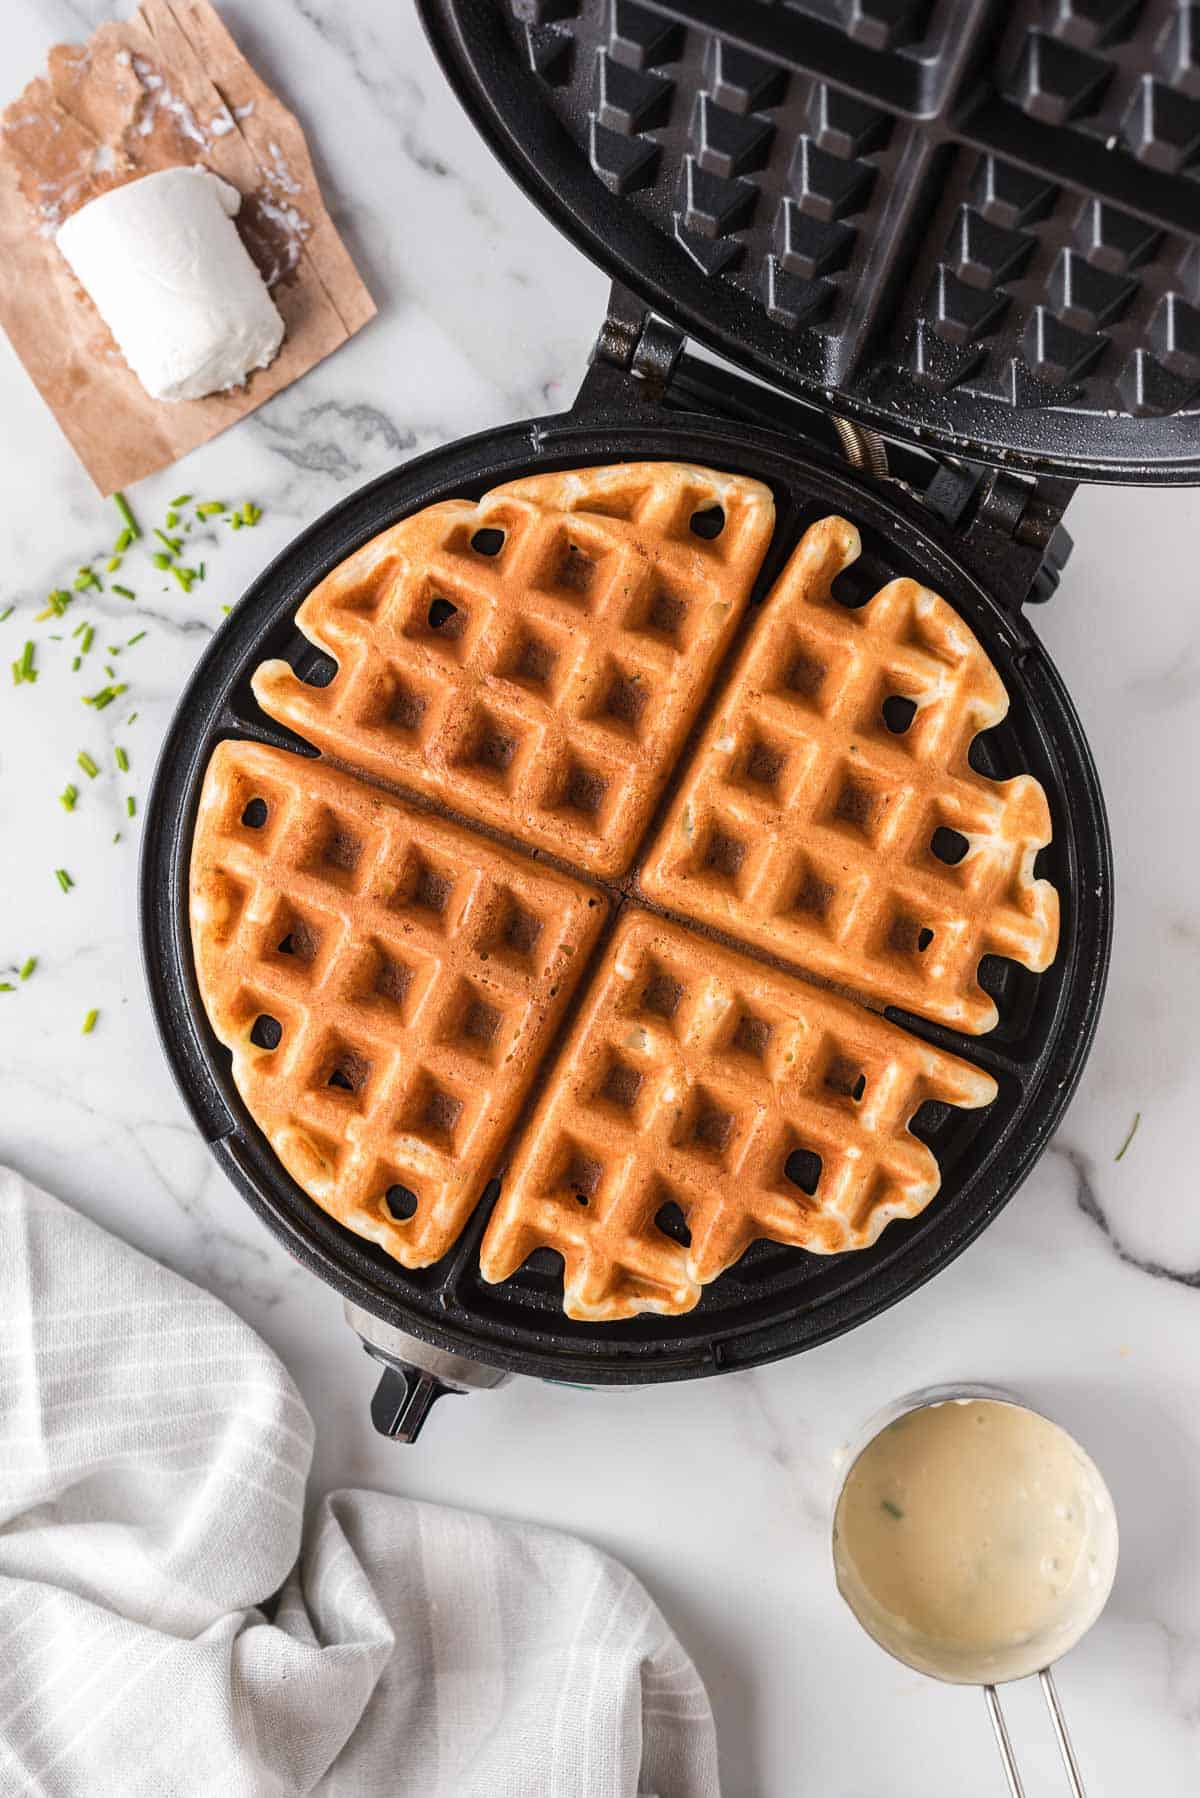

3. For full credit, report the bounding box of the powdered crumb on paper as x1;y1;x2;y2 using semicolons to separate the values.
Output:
0;0;374;492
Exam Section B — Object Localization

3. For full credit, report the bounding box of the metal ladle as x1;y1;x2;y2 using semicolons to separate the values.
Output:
832;1384;1119;1797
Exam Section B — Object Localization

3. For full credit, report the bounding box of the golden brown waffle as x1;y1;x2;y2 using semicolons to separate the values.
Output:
189;472;1058;1321
479;912;997;1321
251;462;776;877
190;740;607;1268
640;517;1060;1034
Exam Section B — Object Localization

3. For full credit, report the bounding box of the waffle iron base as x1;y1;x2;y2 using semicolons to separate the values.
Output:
140;402;1111;1387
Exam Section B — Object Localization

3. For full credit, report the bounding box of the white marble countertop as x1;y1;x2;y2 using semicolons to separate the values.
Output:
3;4;1199;1793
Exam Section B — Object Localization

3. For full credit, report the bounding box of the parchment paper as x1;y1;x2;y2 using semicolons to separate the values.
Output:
0;0;376;493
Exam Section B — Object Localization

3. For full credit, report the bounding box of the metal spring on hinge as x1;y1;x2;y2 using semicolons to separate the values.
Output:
831;416;890;480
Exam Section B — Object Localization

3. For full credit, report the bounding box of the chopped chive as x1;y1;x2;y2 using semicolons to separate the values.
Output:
196;500;226;518
113;527;134;555
881;1499;904;1521
49;634;62;641
197;562;205;581
77;750;99;779
19;956;36;982
112;831;121;844
152;552;172;570
14;640;37;684
113;492;140;538
126;794;136;818
154;529;182;555
0;983;13;993
170;493;192;508
239;501;262;527
82;682;127;711
71;620;86;639
229;513;243;530
35;589;73;621
111;583;136;601
165;510;179;529
220;605;231;615
127;631;146;646
106;556;122;573
81;1007;99;1035
71;656;81;672
126;711;138;724
107;644;121;655
59;783;77;811
1115;1111;1141;1162
171;565;196;591
0;605;13;623
54;868;73;893
115;746;129;772
74;567;100;592
80;625;94;654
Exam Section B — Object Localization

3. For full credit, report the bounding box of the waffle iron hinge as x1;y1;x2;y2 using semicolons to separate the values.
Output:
577;285;1076;612
578;281;687;410
923;463;1077;610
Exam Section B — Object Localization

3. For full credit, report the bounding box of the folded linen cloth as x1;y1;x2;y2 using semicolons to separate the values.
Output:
0;1169;719;1797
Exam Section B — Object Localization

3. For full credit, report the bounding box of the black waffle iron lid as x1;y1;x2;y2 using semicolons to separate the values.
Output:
422;0;1200;484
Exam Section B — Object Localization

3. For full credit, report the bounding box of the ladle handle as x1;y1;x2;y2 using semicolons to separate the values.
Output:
983;1672;1088;1798
1040;1668;1087;1798
984;1685;1026;1798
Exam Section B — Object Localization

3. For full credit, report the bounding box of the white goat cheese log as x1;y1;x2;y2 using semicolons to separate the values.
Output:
56;166;285;403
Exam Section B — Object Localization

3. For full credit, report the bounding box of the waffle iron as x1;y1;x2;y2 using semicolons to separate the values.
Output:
143;0;1200;1440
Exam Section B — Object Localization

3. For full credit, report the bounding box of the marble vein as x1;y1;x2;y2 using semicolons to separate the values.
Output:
1053;1140;1200;1290
253;397;419;479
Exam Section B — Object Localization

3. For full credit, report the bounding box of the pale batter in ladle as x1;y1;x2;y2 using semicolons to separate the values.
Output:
833;1390;1118;1795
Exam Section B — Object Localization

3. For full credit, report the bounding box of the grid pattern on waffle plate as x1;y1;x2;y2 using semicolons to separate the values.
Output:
479;911;997;1322
499;0;1200;433
189;740;607;1268
251;463;775;878
640;516;1060;1035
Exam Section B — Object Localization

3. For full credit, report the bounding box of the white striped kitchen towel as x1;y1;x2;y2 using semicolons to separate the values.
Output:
0;1169;719;1797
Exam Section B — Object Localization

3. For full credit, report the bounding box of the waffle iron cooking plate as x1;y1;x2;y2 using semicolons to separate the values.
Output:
140;0;1200;1439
